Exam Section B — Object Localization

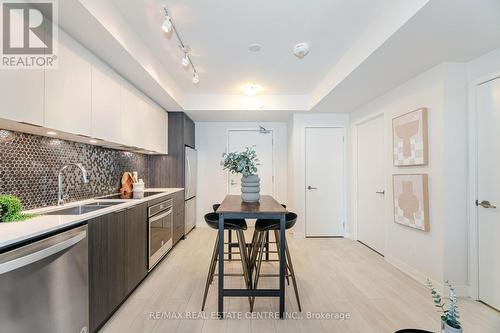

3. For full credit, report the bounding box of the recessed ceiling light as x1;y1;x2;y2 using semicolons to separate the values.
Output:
248;43;262;52
241;84;262;96
46;131;57;136
89;139;98;144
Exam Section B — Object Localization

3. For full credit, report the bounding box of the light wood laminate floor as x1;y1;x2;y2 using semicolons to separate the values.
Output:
101;228;499;333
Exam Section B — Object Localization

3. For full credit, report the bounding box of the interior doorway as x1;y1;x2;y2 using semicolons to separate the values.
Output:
356;115;386;255
305;127;345;237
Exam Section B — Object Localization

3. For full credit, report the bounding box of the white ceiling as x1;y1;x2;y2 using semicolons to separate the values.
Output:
112;0;401;95
62;0;500;119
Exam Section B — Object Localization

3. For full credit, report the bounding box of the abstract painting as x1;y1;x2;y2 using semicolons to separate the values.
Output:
393;174;429;231
393;108;428;166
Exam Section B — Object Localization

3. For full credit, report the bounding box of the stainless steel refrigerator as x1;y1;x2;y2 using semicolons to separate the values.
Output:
185;146;197;234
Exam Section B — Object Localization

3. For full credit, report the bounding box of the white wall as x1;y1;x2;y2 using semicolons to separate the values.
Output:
288;113;350;238
468;47;500;82
195;122;288;227
348;63;469;292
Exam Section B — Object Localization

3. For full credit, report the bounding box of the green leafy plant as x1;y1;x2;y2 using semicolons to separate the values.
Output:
426;279;461;329
221;146;260;177
0;195;36;222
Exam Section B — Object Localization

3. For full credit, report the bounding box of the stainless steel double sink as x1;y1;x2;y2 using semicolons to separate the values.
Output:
44;201;124;215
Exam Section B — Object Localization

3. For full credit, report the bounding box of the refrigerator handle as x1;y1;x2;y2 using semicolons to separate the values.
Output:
186;154;191;197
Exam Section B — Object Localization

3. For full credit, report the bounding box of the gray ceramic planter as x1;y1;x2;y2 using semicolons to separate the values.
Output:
241;175;260;202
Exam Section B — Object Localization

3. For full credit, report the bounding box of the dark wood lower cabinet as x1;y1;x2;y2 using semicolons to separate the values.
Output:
125;204;148;293
88;192;184;332
88;209;126;332
172;190;185;245
89;204;147;332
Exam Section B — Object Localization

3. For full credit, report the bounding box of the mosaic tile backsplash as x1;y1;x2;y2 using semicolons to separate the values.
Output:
0;129;150;210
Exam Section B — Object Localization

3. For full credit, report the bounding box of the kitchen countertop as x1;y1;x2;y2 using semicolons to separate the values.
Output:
0;188;184;251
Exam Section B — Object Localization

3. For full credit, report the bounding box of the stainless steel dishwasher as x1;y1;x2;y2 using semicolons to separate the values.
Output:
0;224;89;333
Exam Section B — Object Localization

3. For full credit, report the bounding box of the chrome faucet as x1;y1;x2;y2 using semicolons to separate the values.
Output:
57;163;89;205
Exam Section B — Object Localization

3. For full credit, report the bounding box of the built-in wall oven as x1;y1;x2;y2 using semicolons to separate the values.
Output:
148;199;173;270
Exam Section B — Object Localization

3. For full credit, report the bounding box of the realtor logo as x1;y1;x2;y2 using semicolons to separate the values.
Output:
1;0;57;68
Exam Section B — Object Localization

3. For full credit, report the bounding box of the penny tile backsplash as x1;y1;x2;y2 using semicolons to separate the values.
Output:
0;129;150;210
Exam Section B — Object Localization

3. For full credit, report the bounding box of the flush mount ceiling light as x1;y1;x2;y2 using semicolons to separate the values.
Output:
293;42;310;59
241;83;262;96
248;43;262;52
162;6;200;85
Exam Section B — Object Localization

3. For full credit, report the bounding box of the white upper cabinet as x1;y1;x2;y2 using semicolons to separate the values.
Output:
1;27;168;153
149;103;168;154
120;85;168;153
0;69;44;126
120;83;143;149
91;61;122;142
45;30;92;136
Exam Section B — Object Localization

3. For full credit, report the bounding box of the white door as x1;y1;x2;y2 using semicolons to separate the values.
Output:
357;115;386;254
227;129;274;196
477;77;500;310
305;127;344;237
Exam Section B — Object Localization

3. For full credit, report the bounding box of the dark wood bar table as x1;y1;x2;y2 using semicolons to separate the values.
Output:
216;195;287;318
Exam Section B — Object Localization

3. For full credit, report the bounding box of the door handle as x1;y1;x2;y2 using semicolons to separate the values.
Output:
376;190;385;195
476;200;497;209
307;186;317;190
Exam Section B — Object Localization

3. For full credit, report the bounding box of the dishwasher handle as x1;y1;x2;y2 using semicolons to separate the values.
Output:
0;230;86;275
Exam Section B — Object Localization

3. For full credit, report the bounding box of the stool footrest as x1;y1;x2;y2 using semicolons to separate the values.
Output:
223;289;280;297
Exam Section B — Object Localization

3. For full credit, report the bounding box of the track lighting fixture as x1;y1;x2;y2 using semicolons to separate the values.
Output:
162;6;200;85
181;53;190;67
192;72;200;85
162;15;172;33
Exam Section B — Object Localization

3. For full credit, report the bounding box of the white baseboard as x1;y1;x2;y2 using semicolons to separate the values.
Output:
385;255;469;297
344;232;353;240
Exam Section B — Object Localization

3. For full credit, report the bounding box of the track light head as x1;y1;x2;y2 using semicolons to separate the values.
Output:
162;15;172;33
181;54;190;68
192;72;200;85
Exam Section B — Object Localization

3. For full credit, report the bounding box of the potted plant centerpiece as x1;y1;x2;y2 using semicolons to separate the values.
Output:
221;146;261;202
426;279;463;333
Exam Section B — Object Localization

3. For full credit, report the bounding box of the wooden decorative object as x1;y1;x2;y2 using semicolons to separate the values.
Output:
393;108;429;166
393;174;429;231
120;172;134;195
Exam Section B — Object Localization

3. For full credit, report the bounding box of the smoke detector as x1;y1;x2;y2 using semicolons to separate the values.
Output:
293;42;310;59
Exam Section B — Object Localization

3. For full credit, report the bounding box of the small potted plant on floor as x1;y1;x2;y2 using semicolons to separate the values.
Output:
426;279;462;333
221;146;260;202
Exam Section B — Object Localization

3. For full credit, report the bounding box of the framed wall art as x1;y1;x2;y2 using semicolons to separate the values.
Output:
393;174;429;231
393;108;428;166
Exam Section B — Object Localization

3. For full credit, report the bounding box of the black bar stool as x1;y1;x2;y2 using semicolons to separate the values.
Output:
213;203;238;260
249;211;301;312
248;204;286;264
201;212;252;311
